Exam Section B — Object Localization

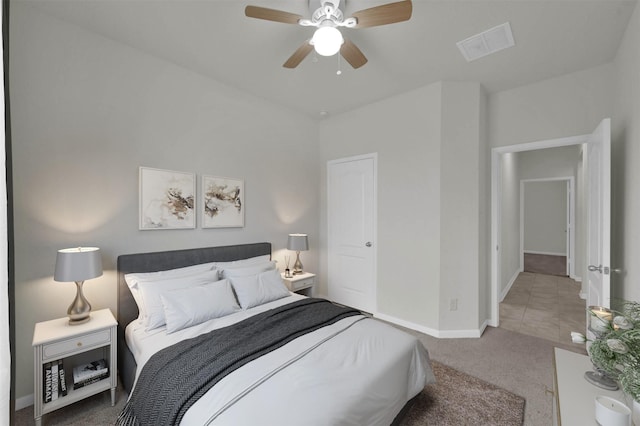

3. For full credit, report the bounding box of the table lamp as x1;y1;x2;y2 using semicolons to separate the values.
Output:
287;234;308;275
54;247;103;325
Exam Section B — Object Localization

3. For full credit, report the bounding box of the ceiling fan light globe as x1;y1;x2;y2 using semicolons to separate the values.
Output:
311;26;344;56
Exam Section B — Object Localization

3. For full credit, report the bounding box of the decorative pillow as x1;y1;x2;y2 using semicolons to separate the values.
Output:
160;279;240;334
212;254;271;269
229;268;290;310
125;262;217;318
221;261;276;279
138;269;221;330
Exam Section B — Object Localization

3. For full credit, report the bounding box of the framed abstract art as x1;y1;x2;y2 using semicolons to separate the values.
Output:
139;167;195;230
201;175;244;228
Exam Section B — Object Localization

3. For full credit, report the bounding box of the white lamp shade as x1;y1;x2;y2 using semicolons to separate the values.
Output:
287;234;309;251
311;26;344;56
54;247;103;282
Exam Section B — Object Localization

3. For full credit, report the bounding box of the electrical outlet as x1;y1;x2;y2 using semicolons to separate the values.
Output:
449;298;458;311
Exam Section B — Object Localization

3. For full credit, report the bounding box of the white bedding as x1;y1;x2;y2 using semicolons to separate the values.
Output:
125;294;434;425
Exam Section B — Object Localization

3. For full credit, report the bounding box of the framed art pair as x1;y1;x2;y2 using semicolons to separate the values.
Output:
139;167;244;230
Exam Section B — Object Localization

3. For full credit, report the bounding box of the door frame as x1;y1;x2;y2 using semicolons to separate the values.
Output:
490;134;587;327
520;177;575;278
326;152;378;314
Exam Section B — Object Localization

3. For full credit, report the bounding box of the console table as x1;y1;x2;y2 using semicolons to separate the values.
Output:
553;347;631;425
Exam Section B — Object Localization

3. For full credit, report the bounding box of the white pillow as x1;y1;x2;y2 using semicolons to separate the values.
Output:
213;254;271;269
160;279;240;334
221;261;276;279
138;269;221;330
125;262;217;317
229;268;290;309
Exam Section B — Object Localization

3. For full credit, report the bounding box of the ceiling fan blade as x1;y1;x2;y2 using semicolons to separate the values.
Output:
352;0;412;28
283;41;314;68
245;6;302;24
340;39;368;69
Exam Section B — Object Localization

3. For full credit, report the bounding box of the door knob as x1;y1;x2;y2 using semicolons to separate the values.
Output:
365;242;372;247
588;265;603;273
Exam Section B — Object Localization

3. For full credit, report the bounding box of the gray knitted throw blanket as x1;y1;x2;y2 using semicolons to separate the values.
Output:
116;298;360;426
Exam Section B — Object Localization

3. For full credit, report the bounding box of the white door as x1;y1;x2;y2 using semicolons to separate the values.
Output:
586;118;611;311
327;154;376;313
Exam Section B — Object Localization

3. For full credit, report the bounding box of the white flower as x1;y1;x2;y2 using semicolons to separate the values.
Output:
571;331;586;343
613;316;634;330
607;339;630;354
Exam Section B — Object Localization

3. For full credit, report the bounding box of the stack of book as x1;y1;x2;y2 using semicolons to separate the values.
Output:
43;359;67;403
72;359;109;390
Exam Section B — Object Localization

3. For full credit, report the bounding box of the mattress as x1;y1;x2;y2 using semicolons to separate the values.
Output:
125;294;434;425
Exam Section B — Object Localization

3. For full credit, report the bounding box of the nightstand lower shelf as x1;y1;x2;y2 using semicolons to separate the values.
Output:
33;309;117;426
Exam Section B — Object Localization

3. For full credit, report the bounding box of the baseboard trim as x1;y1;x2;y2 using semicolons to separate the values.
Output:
500;269;521;302
15;394;33;411
523;250;567;257
374;312;483;338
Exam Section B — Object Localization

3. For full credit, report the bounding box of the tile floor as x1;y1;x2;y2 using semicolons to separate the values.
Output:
499;272;586;345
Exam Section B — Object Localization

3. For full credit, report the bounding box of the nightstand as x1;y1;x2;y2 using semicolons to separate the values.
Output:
281;272;315;296
32;308;117;426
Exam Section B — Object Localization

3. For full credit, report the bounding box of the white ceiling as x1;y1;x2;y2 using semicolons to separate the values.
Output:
22;0;637;118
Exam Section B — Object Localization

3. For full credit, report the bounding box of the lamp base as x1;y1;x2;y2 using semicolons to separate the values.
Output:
293;251;303;275
67;280;92;326
584;370;619;390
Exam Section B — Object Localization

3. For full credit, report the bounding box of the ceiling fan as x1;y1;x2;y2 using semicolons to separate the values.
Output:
245;0;412;69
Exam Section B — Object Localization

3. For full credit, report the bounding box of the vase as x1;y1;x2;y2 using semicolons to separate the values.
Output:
633;398;640;426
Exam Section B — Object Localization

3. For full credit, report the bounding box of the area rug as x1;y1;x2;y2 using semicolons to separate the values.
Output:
400;361;526;426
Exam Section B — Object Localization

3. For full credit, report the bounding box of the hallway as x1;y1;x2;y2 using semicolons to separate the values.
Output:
499;272;585;345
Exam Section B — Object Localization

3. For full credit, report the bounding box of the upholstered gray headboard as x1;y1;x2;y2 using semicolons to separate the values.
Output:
116;242;272;393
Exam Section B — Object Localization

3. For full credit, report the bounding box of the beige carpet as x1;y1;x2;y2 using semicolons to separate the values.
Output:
401;361;525;425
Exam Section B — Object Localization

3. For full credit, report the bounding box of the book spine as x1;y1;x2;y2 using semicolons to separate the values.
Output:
58;359;67;397
43;363;52;403
51;362;59;401
73;373;108;389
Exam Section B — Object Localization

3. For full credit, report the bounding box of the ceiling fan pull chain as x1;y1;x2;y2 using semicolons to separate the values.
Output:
337;54;342;75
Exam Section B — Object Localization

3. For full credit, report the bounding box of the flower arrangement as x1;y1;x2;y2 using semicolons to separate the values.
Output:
573;301;640;402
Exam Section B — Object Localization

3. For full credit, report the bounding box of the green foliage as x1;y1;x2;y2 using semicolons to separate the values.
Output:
588;301;640;401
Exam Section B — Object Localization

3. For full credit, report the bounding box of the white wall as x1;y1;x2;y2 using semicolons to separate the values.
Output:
613;1;640;303
439;82;485;332
318;81;486;334
10;4;319;402
499;152;520;294
523;181;567;255
318;83;443;329
489;63;614;148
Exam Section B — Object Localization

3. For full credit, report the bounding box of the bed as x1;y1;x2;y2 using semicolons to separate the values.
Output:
117;242;434;425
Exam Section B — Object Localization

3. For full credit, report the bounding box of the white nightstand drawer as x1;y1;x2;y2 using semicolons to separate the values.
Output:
42;329;111;360
290;276;314;290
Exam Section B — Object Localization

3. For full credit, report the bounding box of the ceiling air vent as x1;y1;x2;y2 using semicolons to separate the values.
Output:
457;22;515;62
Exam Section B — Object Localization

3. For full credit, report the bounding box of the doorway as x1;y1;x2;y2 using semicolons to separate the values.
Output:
521;177;574;277
490;135;587;328
327;153;377;313
491;118;611;329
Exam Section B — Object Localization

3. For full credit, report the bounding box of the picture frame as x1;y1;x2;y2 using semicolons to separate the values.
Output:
139;167;196;230
201;175;244;228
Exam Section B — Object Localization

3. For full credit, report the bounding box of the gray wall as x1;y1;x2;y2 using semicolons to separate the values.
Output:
10;4;319;401
318;81;487;334
523;180;567;255
318;83;443;330
613;1;640;303
518;145;582;278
